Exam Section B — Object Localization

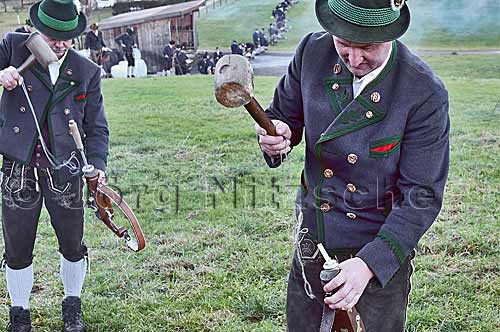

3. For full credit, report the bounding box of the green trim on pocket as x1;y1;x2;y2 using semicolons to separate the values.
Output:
369;135;401;158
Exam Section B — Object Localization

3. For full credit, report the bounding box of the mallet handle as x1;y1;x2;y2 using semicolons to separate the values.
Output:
245;97;277;136
68;120;84;150
16;54;36;75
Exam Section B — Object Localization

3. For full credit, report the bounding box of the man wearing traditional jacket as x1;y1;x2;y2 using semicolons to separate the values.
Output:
255;0;449;331
0;0;109;331
84;23;107;65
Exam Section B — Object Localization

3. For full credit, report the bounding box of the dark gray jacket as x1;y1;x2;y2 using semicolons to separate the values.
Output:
265;32;450;287
0;33;109;179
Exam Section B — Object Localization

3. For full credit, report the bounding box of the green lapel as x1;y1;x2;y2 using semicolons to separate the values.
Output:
315;42;398;148
50;50;80;108
30;63;53;92
323;59;353;117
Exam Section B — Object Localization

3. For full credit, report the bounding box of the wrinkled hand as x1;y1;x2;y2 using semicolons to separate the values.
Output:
0;66;23;91
97;169;108;185
255;120;292;157
324;258;374;310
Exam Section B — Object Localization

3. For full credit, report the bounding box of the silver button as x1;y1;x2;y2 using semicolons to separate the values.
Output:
346;212;357;220
347;154;358;164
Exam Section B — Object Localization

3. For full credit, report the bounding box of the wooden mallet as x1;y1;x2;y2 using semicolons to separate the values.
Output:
17;32;58;74
214;54;277;136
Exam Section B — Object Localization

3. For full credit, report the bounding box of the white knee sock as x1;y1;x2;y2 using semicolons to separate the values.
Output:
6;264;34;309
60;257;86;299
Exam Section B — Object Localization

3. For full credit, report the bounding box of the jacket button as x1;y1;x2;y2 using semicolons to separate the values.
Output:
66;69;73;76
365;111;373;119
346;212;357;220
64;108;71;115
333;64;342;74
70;81;75;86
347;153;358;164
27;85;33;92
19;106;26;113
323;169;334;178
13;126;20;134
331;83;340;91
320;203;331;213
370;92;381;103
36;153;41;157
347;183;357;193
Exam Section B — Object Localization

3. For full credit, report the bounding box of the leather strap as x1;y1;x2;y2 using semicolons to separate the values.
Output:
97;184;146;252
319;305;335;332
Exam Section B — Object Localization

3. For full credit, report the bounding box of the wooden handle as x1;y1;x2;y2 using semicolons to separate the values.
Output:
16;54;36;75
245;97;277;136
68;120;84;150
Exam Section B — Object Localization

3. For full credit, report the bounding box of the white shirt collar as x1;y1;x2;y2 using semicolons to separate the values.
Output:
352;45;392;98
48;50;69;86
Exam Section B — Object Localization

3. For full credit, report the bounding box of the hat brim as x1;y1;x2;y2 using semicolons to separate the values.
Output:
315;0;410;43
29;2;86;40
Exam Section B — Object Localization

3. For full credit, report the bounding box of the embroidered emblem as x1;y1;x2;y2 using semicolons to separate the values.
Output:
369;135;401;158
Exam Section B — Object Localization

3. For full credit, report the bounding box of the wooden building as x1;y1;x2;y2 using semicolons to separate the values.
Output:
98;0;205;73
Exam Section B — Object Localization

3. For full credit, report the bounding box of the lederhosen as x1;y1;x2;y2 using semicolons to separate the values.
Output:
1;78;86;271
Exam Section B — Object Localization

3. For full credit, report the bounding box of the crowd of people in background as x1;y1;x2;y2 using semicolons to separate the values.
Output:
13;1;299;78
230;0;297;59
163;41;192;76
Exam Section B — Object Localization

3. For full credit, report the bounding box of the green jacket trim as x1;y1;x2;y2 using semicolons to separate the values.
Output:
363;41;398;93
314;144;326;244
30;65;53;91
377;230;406;264
316;95;386;144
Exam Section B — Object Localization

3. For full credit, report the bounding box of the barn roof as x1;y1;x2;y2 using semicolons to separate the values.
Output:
98;0;206;29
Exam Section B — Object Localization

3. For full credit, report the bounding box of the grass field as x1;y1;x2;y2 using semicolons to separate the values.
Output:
197;0;500;51
0;53;498;331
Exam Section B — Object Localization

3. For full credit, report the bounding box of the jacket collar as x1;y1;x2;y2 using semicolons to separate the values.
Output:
315;42;398;154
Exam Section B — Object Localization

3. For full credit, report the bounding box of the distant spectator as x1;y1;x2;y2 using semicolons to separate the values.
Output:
163;40;176;73
85;23;107;65
269;23;278;45
252;28;261;47
174;45;189;75
213;46;223;64
15;19;33;34
231;40;243;55
259;28;269;47
115;27;137;77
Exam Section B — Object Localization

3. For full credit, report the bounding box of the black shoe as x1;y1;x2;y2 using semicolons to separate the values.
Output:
7;306;32;332
62;297;86;332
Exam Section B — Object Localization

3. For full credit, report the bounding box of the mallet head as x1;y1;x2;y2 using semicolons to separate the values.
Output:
214;54;254;108
24;32;58;69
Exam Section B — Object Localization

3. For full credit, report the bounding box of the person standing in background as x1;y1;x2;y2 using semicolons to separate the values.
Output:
115;27;137;78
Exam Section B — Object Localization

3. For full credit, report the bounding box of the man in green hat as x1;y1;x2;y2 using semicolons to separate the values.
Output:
255;0;449;331
0;0;109;331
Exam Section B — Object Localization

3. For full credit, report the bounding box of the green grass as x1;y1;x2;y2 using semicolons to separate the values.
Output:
197;0;500;51
0;54;499;331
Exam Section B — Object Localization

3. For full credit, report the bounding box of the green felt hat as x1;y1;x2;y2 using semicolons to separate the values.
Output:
29;0;87;40
315;0;410;43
